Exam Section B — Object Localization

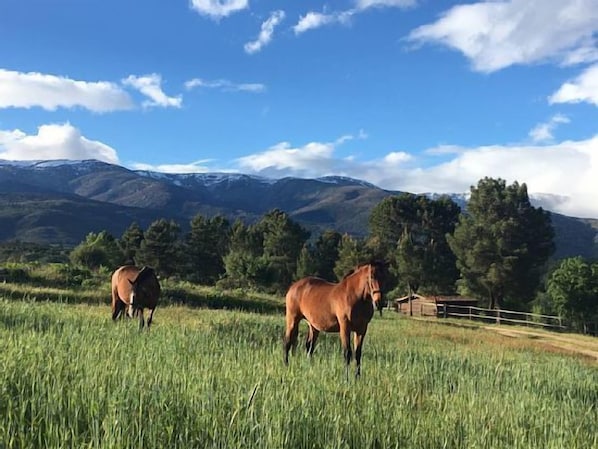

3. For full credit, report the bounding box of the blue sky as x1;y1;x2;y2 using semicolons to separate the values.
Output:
1;0;598;218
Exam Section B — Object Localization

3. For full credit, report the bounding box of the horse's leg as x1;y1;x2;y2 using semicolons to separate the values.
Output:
283;316;300;365
112;299;124;321
146;308;155;329
138;309;145;330
306;325;319;357
353;331;368;378
339;321;352;380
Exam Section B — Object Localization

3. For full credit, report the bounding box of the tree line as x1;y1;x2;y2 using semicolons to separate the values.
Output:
4;177;596;331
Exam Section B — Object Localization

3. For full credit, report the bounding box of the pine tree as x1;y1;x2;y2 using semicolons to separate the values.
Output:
448;178;555;309
186;214;230;284
137;219;182;278
119;222;144;265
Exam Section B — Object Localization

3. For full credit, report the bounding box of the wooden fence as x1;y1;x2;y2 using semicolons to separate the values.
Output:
435;304;566;331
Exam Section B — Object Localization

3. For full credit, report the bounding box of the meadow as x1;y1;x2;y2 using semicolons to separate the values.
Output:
1;287;597;449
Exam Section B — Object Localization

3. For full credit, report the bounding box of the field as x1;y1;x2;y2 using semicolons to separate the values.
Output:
1;294;597;448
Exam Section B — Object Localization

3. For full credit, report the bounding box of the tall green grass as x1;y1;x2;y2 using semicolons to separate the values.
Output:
0;300;596;449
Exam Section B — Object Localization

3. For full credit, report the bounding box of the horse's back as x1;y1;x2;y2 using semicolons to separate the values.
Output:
111;265;140;306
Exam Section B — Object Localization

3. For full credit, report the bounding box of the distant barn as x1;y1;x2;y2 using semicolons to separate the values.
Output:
394;294;478;317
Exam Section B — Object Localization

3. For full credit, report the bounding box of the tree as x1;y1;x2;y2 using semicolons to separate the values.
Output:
119;222;144;264
546;257;598;332
369;193;460;295
186;214;230;284
70;231;124;270
221;219;268;289
447;178;555;309
136;219;182;278
334;234;365;280
295;230;342;282
257;209;310;291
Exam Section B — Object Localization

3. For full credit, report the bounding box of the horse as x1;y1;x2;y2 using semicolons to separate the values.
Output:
111;265;160;330
283;261;384;378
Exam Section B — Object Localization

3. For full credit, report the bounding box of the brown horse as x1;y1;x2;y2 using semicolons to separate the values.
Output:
111;265;160;330
283;262;384;378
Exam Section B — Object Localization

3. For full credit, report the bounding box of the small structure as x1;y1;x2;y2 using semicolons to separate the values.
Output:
394;294;478;317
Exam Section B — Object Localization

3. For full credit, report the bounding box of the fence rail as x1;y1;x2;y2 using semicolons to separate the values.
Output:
437;304;566;330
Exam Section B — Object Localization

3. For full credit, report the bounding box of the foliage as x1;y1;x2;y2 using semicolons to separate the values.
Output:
296;230;341;281
448;178;555;309
369;193;460;295
0;241;70;264
119;221;144;265
136;219;182;278
333;234;366;280
546;257;598;332
185;214;231;285
69;231;124;270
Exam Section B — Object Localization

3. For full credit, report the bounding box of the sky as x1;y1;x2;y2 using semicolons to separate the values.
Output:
1;0;598;218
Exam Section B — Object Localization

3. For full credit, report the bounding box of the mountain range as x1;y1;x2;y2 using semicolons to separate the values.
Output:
0;159;596;260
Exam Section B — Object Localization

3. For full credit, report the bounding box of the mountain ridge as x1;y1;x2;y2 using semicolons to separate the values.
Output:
0;159;596;259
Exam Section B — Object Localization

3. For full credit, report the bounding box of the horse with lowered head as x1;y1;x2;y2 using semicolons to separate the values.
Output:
111;265;160;330
283;261;385;378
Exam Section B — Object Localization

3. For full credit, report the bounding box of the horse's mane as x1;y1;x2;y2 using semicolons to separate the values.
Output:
134;266;156;284
341;260;387;280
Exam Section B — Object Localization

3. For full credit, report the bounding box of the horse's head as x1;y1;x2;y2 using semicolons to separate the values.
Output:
365;262;384;308
127;277;142;317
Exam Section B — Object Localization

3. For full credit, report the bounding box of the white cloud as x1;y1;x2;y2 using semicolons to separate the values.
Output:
407;0;598;72
293;0;413;34
244;10;285;54
185;78;265;93
293;11;354;35
355;0;416;10
549;63;598;106
0;69;133;112
131;160;213;174
528;114;570;143
228;134;598;218
189;0;248;20
122;74;182;108
0;123;119;164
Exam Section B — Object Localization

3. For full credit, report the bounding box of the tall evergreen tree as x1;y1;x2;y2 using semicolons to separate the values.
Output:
186;214;230;284
369;193;460;295
119;222;144;265
137;219;182;278
257;209;310;291
447;178;555;309
221;219;267;289
334;234;365;280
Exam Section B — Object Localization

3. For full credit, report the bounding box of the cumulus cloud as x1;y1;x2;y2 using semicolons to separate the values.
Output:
549;63;598;106
0;69;133;112
0;123;119;164
122;74;182;109
244;10;285;54
185;77;265;93
228;134;598;218
406;0;598;72
189;0;248;20
130;160;214;174
293;11;354;35
528;114;570;143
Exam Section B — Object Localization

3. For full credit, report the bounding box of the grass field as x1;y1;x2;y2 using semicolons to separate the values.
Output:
1;297;597;449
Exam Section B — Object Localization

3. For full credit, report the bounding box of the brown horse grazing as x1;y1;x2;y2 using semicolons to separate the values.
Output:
283;262;384;378
111;265;160;330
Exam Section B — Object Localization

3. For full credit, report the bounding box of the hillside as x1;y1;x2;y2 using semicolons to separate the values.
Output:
0;159;596;259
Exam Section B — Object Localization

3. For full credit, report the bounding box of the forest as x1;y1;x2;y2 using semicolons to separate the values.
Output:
1;177;597;332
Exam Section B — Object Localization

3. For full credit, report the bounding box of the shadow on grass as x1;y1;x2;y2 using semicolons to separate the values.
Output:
0;283;285;315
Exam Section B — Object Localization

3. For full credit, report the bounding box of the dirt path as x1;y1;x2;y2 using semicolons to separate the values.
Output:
484;326;598;362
